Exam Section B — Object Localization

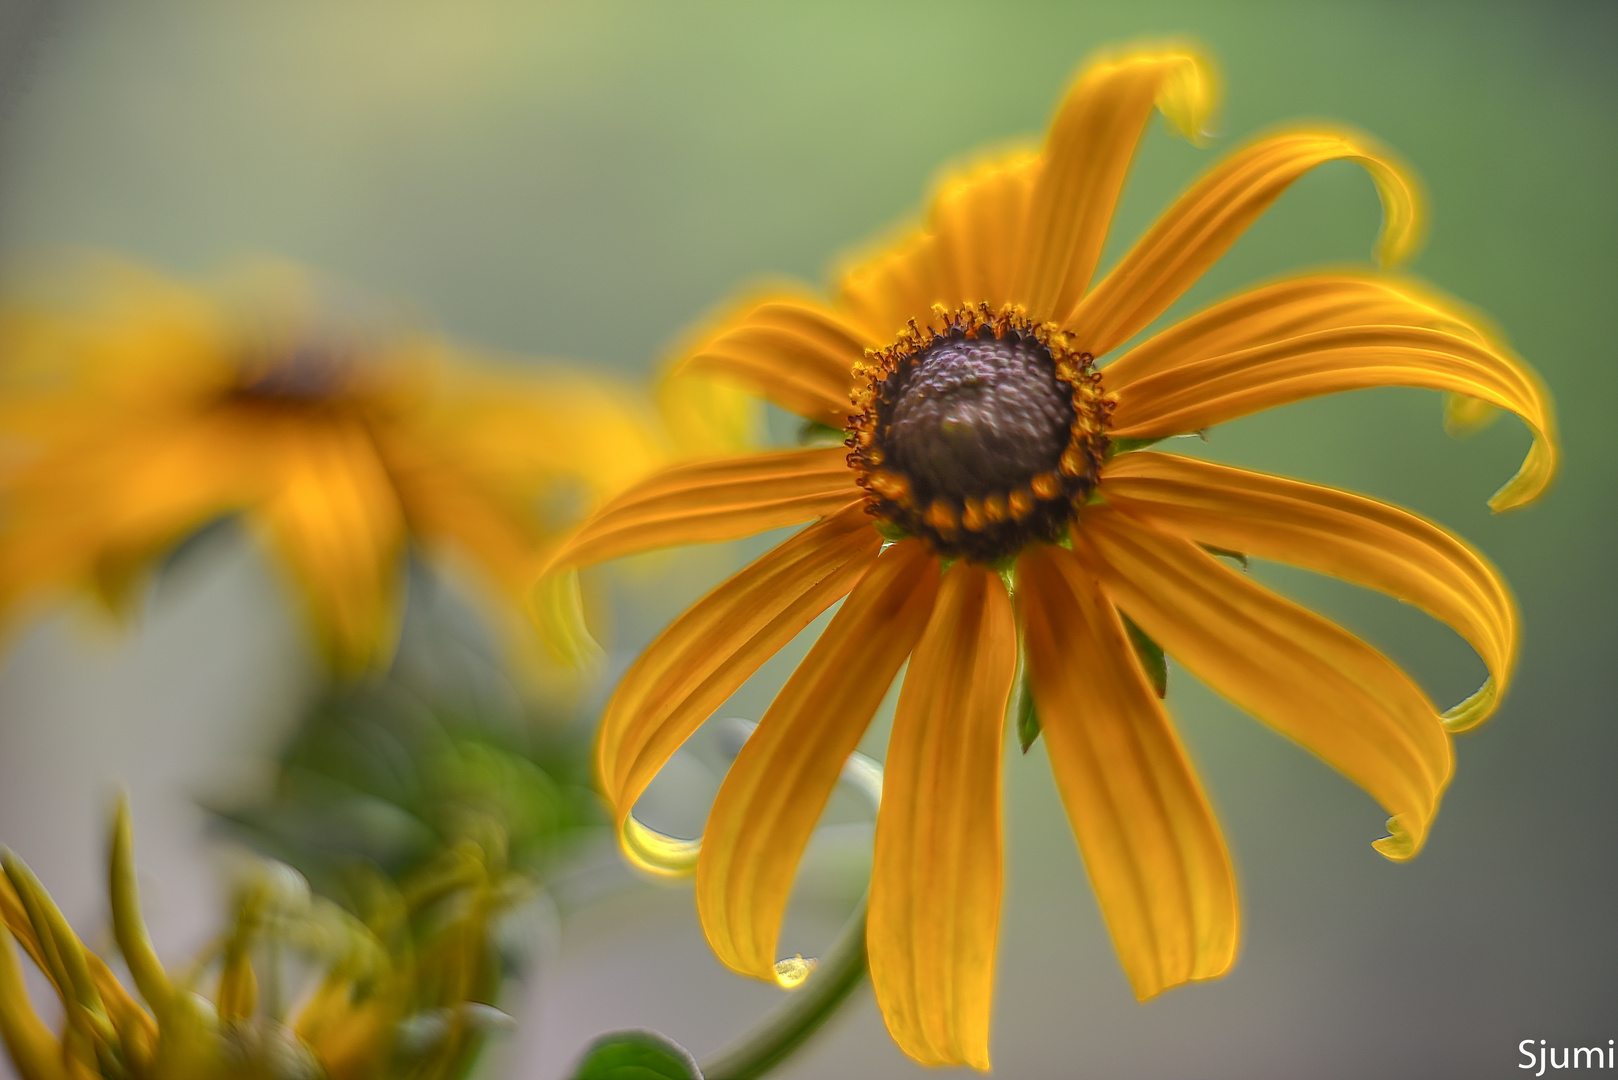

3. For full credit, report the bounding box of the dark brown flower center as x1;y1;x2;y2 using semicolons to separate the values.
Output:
846;306;1111;564
884;332;1073;505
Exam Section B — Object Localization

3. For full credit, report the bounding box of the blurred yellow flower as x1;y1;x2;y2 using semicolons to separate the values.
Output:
0;800;517;1080
0;259;749;674
537;45;1558;1068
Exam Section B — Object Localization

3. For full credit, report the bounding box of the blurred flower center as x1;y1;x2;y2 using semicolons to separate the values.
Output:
234;340;360;401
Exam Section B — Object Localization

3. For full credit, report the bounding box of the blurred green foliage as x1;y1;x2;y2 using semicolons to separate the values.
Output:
211;674;602;915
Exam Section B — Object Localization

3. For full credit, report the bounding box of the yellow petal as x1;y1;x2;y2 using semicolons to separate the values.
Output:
696;541;939;979
373;422;553;616
657;366;764;457
836;230;949;344
0;412;262;624
530;567;601;668
1107;319;1557;512
1101;273;1489;386
1017;46;1219;323
926;151;1040;312
542;447;862;576
251;417;407;673
1018;543;1237;1000
1078;506;1451;860
672;296;872;427
0;923;65;1080
1070;130;1422;357
414;358;667;503
597;502;882;874
1102;452;1517;731
869;563;1015;1070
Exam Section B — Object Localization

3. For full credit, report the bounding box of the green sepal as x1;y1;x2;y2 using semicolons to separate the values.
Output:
1200;544;1249;571
571;1030;703;1080
797;419;846;446
873;520;911;543
1016;672;1042;754
1107;435;1170;456
1122;615;1167;699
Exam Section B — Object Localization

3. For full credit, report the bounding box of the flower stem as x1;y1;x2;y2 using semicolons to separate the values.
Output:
697;894;870;1080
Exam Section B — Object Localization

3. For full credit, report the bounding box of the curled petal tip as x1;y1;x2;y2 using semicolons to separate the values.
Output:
1371;815;1421;861
1486;434;1558;513
617;815;700;879
1442;677;1500;734
1151;47;1221;146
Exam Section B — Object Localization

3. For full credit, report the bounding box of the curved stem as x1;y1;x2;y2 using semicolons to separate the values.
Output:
697;894;869;1080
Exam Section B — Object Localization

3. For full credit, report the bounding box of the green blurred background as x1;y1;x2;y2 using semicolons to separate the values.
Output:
0;2;1613;1078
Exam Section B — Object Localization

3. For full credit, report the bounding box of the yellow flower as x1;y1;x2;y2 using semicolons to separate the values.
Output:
0;258;740;674
537;46;1557;1069
0;800;516;1080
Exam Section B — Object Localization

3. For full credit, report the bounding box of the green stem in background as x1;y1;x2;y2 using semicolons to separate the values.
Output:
698;895;870;1080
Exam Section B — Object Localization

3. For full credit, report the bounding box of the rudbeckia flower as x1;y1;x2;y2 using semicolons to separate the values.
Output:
0;260;744;674
538;46;1557;1068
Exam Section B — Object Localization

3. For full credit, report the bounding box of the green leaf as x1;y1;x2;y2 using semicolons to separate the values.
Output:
1016;673;1042;754
1122;615;1167;699
571;1030;703;1080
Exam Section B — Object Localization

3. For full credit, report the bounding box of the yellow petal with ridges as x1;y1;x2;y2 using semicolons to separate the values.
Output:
1102;452;1518;731
1102;273;1487;386
1018;544;1237;1000
697;541;939;981
542;447;861;576
672;296;871;426
1070;130;1423;357
1079;507;1450;860
926;150;1040;312
1107;322;1557;512
1018;46;1219;323
597;503;881;876
836;231;948;345
869;563;1015;1070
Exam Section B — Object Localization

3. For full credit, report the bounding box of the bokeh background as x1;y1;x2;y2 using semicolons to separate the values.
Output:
0;2;1614;1078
